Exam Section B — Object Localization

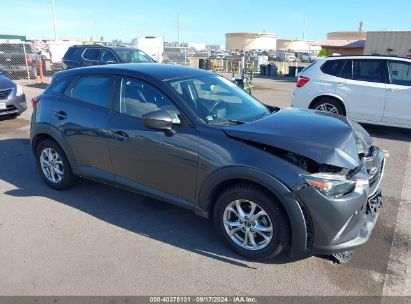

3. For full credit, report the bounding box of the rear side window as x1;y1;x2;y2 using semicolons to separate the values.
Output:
64;47;83;60
320;60;345;76
69;76;114;108
45;76;71;95
83;48;100;61
352;59;386;83
388;61;411;86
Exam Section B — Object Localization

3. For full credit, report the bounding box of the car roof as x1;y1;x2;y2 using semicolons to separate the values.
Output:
70;44;134;50
323;55;411;62
60;63;213;81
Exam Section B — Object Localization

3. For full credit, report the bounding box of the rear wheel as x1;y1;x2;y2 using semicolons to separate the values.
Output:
29;66;38;79
311;97;345;116
213;184;290;260
35;139;76;190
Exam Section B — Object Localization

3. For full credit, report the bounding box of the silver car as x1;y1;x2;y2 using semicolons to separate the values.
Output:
0;71;27;118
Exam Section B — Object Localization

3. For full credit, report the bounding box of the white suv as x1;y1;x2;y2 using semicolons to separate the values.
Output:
291;56;411;129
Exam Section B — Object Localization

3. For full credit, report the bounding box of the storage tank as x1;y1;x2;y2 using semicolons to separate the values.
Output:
225;32;277;51
131;36;164;62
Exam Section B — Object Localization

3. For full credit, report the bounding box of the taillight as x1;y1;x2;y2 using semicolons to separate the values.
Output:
26;55;32;65
31;96;40;107
296;76;310;88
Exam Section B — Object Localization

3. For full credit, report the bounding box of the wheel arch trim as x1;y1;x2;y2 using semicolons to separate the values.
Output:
309;93;349;115
196;166;309;256
31;123;78;170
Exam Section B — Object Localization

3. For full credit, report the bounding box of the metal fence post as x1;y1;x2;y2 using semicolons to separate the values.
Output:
22;42;30;79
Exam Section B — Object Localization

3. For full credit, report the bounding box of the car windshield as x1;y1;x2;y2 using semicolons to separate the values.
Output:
169;75;270;125
115;49;155;63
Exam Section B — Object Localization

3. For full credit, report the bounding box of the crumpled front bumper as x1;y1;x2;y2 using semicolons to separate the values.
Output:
294;147;385;255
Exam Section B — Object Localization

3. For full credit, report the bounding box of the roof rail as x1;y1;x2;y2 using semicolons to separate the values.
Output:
326;54;411;60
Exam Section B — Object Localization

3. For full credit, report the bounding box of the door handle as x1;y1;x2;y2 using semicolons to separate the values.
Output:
111;130;129;141
336;82;345;87
387;88;397;92
53;110;67;120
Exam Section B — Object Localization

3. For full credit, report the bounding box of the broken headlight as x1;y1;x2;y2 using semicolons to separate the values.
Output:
300;173;356;199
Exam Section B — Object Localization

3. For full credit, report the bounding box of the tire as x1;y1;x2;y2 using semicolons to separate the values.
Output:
29;66;38;79
311;97;345;116
35;139;76;190
213;184;290;260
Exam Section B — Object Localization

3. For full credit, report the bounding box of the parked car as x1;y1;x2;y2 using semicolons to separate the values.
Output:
0;42;39;79
291;56;411;129
0;70;26;118
277;52;296;62
300;52;317;62
40;41;76;73
30;64;384;263
62;44;155;70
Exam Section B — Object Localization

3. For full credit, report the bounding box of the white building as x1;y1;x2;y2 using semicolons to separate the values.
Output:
132;36;164;62
225;32;277;51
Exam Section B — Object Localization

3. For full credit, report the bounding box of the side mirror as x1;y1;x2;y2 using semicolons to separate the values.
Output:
143;109;175;136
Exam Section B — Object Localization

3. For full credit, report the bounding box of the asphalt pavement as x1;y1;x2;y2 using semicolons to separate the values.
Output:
0;76;409;296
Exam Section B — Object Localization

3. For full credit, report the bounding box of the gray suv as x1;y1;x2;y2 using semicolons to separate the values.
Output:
30;64;384;263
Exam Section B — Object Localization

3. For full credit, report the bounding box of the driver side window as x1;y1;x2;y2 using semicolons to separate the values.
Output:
119;77;182;124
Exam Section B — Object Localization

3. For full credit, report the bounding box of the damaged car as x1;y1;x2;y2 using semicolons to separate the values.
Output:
30;64;385;263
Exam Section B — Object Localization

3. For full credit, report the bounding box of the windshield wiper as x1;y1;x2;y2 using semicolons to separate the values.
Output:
253;112;270;121
209;120;246;126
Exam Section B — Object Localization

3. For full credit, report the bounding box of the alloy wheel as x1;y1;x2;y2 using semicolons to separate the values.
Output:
40;147;64;183
315;103;339;114
223;199;273;250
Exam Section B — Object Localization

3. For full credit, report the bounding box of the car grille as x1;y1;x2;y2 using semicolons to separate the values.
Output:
363;146;385;197
0;89;12;100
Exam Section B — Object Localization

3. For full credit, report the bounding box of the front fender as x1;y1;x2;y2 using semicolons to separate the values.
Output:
196;166;309;256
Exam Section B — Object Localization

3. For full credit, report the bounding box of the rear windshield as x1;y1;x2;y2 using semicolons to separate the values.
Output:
64;47;83;60
0;44;36;53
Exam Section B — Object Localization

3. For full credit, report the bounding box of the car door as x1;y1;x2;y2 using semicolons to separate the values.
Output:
56;74;115;177
108;76;199;204
81;48;101;66
335;59;387;122
384;60;411;127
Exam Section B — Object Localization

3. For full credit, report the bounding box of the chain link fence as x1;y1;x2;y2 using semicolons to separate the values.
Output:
0;41;41;80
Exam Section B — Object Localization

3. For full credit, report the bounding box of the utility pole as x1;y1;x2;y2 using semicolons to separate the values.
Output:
303;18;307;40
177;14;180;47
51;0;57;40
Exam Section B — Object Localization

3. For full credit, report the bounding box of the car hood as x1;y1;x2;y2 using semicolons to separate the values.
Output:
223;108;372;170
0;74;16;91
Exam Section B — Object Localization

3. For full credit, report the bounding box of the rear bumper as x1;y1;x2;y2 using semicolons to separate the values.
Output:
0;94;27;116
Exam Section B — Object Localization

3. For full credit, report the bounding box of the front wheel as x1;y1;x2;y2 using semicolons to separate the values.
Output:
213;184;290;260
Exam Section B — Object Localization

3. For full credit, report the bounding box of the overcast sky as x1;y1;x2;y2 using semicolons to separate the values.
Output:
2;0;411;43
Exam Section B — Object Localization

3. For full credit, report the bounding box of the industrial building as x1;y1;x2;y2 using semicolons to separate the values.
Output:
225;32;277;51
364;31;411;57
314;29;367;56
